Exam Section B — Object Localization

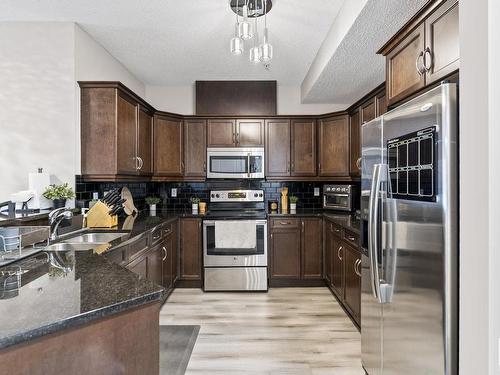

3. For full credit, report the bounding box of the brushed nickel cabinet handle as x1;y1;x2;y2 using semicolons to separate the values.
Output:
347;235;356;241
301;221;305;233
337;246;343;261
162;246;167;261
354;259;362;277
416;50;425;75
279;221;292;225
203;161;206;172
135;157;140;170
356;157;362;170
423;47;433;72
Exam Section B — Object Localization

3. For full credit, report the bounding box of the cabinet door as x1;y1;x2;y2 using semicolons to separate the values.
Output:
361;98;376;124
425;0;459;84
236;119;264;147
301;218;322;279
184;119;206;177
323;221;332;283
116;93;138;175
148;246;164;286
349;110;361;177
137;106;153;176
331;235;344;298
162;234;174;290
265;119;291;177
180;218;202;281
270;228;301;279
343;245;361;322
376;91;388;116
291;119;316;176
126;254;147;279
386;23;426;106
318;115;349;177
153;116;183;176
207;119;236;147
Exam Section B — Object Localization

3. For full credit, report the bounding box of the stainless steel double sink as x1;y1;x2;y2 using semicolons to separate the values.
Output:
44;232;129;251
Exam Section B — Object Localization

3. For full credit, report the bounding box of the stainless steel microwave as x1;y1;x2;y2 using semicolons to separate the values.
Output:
323;184;357;211
207;147;264;179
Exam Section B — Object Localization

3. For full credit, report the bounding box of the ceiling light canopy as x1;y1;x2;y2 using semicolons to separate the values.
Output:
229;0;273;68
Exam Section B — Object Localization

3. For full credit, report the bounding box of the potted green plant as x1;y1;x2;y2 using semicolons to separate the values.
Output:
145;196;161;213
289;196;299;210
43;183;75;209
191;197;200;213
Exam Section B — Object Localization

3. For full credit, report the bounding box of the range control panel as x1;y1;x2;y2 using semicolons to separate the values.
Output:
210;190;264;203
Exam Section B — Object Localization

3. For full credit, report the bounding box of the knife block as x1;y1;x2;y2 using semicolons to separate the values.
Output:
86;201;118;228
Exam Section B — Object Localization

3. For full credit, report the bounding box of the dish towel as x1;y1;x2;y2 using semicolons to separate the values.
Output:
214;221;257;249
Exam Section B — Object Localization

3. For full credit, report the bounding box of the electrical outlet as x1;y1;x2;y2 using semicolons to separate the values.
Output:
314;187;320;196
171;188;177;198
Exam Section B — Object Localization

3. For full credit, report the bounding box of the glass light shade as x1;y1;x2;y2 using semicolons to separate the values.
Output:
238;20;253;40
230;36;244;55
249;46;261;63
259;28;273;62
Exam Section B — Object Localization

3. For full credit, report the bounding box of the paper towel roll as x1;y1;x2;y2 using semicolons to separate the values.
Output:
28;172;52;210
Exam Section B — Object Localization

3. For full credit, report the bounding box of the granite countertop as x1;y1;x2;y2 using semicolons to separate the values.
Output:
267;209;361;234
0;210;196;350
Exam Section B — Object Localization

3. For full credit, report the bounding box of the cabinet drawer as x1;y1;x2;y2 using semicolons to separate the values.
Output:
151;225;164;245
343;229;359;248
270;218;301;230
125;234;150;262
163;222;175;237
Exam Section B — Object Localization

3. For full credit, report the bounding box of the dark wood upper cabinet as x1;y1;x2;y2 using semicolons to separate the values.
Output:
153;115;183;176
207;119;236;147
183;119;206;177
376;91;388;116
137;106;153;176
425;0;459;84
361;98;376;124
381;0;459;106
349;110;361;177
116;93;138;175
386;23;426;106
318;115;349;177
236;119;264;147
343;244;361;321
301;218;323;279
265;119;291;177
80;83;155;181
291;119;316;176
270;221;301;279
179;218;202;282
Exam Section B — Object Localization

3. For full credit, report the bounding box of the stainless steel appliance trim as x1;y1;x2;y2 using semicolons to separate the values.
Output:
206;147;265;179
369;163;383;302
203;220;268;267
204;267;268;291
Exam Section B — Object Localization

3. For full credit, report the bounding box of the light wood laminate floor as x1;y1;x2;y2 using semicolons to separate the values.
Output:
160;287;363;375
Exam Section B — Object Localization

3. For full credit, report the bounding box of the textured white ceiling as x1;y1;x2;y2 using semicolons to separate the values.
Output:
302;0;428;104
0;0;344;86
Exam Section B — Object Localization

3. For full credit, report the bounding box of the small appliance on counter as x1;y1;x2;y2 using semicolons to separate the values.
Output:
322;184;358;212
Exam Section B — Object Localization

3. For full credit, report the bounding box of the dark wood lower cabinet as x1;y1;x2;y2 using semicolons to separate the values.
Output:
161;223;177;291
179;218;202;286
324;218;361;329
270;217;323;286
343;244;361;322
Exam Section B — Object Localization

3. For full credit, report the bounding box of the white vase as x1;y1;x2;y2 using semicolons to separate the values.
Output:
192;203;198;213
290;203;297;210
149;204;157;216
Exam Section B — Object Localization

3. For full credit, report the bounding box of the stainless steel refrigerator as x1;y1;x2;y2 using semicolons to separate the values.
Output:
360;83;458;375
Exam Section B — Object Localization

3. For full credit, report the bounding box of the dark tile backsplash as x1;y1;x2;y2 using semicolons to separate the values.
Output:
75;176;356;211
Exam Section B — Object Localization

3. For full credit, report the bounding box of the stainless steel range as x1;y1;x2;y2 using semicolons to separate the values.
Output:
203;189;268;291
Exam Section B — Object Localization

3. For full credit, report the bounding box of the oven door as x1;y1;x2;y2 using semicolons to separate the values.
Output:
206;148;264;179
203;220;268;267
323;193;352;211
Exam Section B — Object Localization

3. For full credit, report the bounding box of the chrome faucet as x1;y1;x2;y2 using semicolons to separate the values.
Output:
49;208;73;241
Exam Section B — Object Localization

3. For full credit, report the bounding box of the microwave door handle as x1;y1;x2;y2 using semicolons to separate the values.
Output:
247;153;251;177
369;163;383;303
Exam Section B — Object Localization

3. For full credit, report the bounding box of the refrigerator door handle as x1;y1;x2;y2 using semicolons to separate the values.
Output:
369;163;383;303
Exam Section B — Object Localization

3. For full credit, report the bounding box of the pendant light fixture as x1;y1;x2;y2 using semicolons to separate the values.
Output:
238;0;253;40
259;0;273;62
230;0;244;55
249;17;261;63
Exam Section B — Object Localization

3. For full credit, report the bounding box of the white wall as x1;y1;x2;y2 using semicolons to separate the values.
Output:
0;22;76;202
145;84;345;115
74;24;146;174
459;0;500;373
